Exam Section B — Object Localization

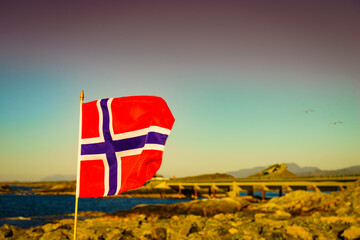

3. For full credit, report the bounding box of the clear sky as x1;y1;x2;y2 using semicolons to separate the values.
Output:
1;0;359;181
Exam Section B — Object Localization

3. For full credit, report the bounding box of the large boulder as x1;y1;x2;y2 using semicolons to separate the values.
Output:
0;224;25;239
113;197;253;218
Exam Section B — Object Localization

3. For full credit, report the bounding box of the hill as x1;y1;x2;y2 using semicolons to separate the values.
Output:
227;166;266;178
286;163;320;174
248;164;296;178
175;173;234;180
227;163;360;178
41;174;76;181
227;163;319;178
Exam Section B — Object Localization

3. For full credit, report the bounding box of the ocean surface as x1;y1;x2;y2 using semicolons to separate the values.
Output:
0;193;191;229
0;189;315;229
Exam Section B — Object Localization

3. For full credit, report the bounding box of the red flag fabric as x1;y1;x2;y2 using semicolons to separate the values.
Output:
77;96;174;198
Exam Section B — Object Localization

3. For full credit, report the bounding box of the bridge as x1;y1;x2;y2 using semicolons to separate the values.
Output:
153;175;360;200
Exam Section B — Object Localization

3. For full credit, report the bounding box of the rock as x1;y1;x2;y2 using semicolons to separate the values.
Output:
187;222;201;236
320;216;356;225
140;230;152;239
264;190;328;215
273;210;291;220
341;226;360;240
41;222;62;233
228;227;238;235
0;224;24;239
154;228;167;240
314;233;337;240
105;228;123;239
285;225;312;240
0;225;13;238
336;202;352;215
118;229;135;240
213;213;226;220
40;230;71;240
0;184;11;192
264;231;286;239
113;197;251;218
254;213;266;221
3;183;360;239
122;229;134;237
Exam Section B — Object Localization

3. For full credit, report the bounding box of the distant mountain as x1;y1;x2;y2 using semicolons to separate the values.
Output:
176;173;234;180
227;166;266;178
227;163;320;178
227;163;360;177
286;163;320;174
298;165;360;176
41;175;76;181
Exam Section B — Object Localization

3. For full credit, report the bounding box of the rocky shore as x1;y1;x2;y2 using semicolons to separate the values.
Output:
0;173;234;198
1;181;360;240
0;181;189;198
0;181;76;196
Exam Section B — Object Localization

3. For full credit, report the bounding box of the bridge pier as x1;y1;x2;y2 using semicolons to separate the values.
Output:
248;189;254;197
210;185;217;198
194;186;198;199
165;176;357;200
262;186;266;200
313;185;319;192
232;182;242;197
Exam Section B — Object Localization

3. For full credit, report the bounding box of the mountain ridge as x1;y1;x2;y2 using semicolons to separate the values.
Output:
41;174;76;181
226;163;360;178
298;165;360;176
226;162;319;177
42;163;360;181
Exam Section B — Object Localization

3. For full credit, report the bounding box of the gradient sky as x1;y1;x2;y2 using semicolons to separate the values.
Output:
1;0;359;181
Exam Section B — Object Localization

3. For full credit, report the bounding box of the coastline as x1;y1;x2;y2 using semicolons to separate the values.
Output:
0;181;227;199
1;180;359;239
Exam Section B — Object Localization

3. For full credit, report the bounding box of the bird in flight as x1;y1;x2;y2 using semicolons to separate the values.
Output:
305;109;315;113
330;121;343;125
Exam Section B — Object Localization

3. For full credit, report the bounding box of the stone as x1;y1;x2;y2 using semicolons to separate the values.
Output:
122;229;134;237
187;222;200;236
113;196;251;218
285;225;312;240
1;226;13;238
254;213;266;221
320;216;356;225
341;226;360;240
40;230;71;240
3;183;360;239
228;227;238;235
154;227;167;240
273;210;291;220
0;224;23;239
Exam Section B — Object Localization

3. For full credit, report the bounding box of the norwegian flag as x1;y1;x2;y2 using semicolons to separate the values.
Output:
77;96;175;198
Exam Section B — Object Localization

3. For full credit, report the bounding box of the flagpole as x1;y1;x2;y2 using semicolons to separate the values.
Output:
74;89;84;240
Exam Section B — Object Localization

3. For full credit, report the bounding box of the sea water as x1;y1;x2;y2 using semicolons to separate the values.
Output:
0;194;190;229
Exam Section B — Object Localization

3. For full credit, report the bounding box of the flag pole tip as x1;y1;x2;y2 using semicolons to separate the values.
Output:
80;90;84;101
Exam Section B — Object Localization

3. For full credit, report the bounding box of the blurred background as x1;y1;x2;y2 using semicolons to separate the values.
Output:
0;0;359;181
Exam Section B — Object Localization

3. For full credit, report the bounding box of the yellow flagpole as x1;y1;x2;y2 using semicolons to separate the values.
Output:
74;90;84;240
73;197;79;240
